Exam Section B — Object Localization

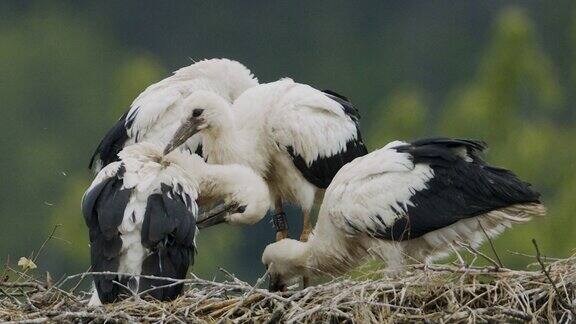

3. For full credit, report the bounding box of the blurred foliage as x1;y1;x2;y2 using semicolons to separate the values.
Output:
0;2;575;282
366;86;428;149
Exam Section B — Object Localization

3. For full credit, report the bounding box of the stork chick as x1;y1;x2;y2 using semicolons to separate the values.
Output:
83;143;270;305
164;79;367;242
89;58;259;172
261;138;546;291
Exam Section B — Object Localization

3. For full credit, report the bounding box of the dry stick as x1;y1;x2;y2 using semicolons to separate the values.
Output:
407;264;519;275
224;268;270;318
136;279;185;299
4;319;48;324
211;295;262;319
14;225;62;284
507;250;561;261
457;242;501;269
477;219;504;268
0;282;45;292
445;288;493;321
3;256;576;322
69;266;91;294
195;298;238;314
219;267;245;284
58;271;185;288
32;225;61;263
0;287;21;305
531;239;576;317
61;270;297;309
18;288;39;312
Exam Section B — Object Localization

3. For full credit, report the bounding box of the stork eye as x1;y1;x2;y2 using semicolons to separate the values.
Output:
236;205;247;213
192;108;204;117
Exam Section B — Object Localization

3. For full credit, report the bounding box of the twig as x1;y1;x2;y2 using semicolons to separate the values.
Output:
0;281;45;292
478;219;504;268
1;253;576;323
0;287;22;305
532;239;576;317
33;224;61;263
224;268;270;318
457;241;501;269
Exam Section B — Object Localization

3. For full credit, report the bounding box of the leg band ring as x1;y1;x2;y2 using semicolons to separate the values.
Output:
272;212;288;231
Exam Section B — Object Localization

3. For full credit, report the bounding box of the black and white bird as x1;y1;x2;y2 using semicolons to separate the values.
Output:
261;138;546;291
82;143;270;305
89;58;259;172
164;79;368;241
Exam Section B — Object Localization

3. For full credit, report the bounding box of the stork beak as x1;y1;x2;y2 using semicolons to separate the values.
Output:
196;202;239;229
268;274;286;292
163;119;203;155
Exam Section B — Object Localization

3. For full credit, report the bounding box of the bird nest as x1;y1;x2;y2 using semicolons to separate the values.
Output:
1;250;575;323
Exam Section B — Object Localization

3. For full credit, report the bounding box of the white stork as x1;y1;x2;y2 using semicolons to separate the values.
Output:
89;58;258;172
163;79;368;241
83;143;270;305
261;138;546;291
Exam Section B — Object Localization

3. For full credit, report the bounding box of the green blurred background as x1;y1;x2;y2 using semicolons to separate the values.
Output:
1;1;575;283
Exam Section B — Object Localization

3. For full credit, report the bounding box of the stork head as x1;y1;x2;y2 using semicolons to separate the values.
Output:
164;90;234;155
262;239;311;292
196;164;271;228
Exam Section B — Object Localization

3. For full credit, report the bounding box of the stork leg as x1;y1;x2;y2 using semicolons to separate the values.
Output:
302;275;310;289
273;198;289;241
300;210;313;288
299;210;312;242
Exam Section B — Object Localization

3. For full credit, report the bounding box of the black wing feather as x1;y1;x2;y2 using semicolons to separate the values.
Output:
322;89;360;122
376;138;541;241
82;167;132;303
194;143;203;158
96;177;132;239
88;109;138;170
140;184;196;301
82;179;110;226
404;137;487;165
287;91;368;189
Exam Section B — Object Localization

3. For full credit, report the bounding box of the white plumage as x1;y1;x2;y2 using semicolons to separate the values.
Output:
164;79;367;241
83;143;270;306
89;58;259;171
261;138;546;291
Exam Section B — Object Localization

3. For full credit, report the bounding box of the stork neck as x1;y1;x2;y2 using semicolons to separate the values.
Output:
197;164;227;200
202;126;259;171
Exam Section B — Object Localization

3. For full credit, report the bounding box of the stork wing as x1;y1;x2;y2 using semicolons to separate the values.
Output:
89;58;260;172
126;85;183;140
88;111;130;171
81;162;133;303
139;182;198;301
88;82;184;171
326;138;543;241
269;84;367;189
